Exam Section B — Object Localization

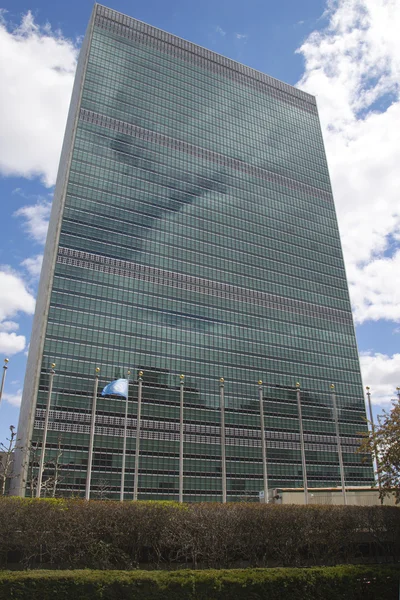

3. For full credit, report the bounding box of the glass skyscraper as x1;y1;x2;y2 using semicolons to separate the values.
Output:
13;4;373;500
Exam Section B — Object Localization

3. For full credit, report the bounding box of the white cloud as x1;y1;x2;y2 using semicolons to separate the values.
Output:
14;200;51;244
2;389;22;408
297;0;400;324
0;333;26;356
21;254;43;279
348;250;400;323
0;321;19;332
0;11;78;187
0;269;36;355
235;33;248;40
360;352;400;406
216;25;226;36
0;270;36;322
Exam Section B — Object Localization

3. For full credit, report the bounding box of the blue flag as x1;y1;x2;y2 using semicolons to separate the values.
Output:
102;378;129;399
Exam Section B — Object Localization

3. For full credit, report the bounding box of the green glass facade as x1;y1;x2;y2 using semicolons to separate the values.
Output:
15;4;373;500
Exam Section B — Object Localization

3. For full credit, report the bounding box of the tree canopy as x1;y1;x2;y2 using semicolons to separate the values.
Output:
360;395;400;503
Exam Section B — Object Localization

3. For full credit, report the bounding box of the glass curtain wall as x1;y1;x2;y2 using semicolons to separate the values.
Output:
26;5;373;500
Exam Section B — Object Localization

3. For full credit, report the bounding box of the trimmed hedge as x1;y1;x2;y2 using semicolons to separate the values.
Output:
1;498;400;569
0;566;399;600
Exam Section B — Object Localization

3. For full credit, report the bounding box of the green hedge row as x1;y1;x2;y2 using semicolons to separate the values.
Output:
0;566;398;600
1;498;400;568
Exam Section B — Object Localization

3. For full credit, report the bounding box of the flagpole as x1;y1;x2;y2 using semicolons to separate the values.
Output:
331;384;347;505
0;358;9;409
179;374;185;503
220;378;227;504
366;386;382;493
85;367;100;501
120;370;130;502
258;380;269;503
133;370;143;501
36;363;56;498
296;382;309;505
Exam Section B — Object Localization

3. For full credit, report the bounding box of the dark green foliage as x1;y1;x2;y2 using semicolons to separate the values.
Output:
0;498;399;569
360;397;400;504
0;566;398;600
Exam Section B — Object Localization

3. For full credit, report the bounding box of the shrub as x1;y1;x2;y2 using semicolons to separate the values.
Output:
0;565;398;600
0;498;399;569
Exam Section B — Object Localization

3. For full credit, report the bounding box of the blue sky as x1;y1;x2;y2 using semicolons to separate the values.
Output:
1;0;400;444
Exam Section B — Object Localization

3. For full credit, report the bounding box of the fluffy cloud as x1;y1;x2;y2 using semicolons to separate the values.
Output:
297;0;400;323
0;333;26;355
14;199;51;245
0;270;36;322
348;250;400;323
360;352;400;406
0;269;36;355
0;11;78;187
2;389;22;408
0;321;19;332
21;254;44;279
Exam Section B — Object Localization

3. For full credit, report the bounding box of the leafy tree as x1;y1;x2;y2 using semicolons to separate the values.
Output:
360;395;400;503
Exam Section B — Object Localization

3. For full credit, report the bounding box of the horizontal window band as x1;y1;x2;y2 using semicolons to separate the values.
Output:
47;297;359;358
81;73;323;168
38;442;369;467
40;349;365;404
90;23;315;112
93;7;315;112
46;318;359;370
79;108;332;203
79;89;326;189
61;213;347;290
72;128;338;223
57;246;353;325
43;337;361;384
34;407;363;447
37;376;367;420
51;274;358;347
33;419;359;454
67;152;337;239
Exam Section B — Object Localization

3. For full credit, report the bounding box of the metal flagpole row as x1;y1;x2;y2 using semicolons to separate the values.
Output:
133;371;143;502
32;373;266;504
296;383;309;505
220;378;227;504
85;367;100;501
179;374;185;503
37;363;56;498
258;381;269;503
331;384;347;505
120;370;131;502
86;368;142;502
31;370;354;504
